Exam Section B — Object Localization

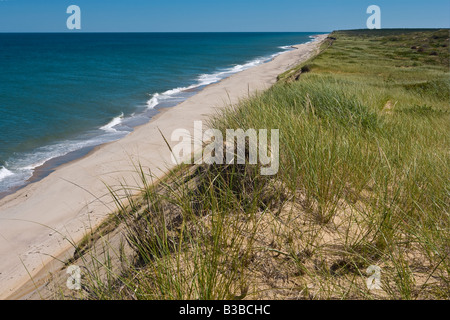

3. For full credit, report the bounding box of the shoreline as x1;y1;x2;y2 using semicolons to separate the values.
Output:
0;102;179;201
0;34;328;299
0;36;320;200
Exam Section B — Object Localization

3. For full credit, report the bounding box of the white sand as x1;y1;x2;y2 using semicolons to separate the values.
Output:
0;34;327;299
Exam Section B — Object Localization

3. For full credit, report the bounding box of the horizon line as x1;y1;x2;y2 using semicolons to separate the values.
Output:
0;31;331;34
0;28;448;34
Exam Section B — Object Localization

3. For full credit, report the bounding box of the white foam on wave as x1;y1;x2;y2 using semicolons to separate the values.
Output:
146;85;198;109
146;56;275;109
1;110;134;193
100;113;124;133
147;93;160;109
278;45;294;50
0;145;79;192
197;60;258;85
19;137;104;171
197;73;222;86
308;35;321;43
0;166;14;181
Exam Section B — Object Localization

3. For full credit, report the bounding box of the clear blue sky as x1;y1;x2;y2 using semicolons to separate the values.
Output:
0;0;449;32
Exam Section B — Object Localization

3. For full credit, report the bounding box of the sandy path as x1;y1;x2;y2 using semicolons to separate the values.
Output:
0;34;327;299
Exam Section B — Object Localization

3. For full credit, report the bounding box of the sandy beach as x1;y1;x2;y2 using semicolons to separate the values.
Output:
0;34;327;299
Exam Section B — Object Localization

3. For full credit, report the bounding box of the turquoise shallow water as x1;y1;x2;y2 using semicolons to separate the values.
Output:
0;32;321;193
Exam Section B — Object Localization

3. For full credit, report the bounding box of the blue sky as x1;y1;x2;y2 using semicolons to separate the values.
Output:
0;0;449;32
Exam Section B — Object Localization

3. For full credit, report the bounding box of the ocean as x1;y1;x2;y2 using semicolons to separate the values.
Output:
0;32;320;194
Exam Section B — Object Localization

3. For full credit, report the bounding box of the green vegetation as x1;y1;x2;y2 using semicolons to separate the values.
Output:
57;29;449;300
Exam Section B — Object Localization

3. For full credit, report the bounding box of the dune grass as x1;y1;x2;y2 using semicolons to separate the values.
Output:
59;29;449;300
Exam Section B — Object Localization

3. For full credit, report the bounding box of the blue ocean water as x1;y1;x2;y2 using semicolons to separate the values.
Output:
0;32;319;193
